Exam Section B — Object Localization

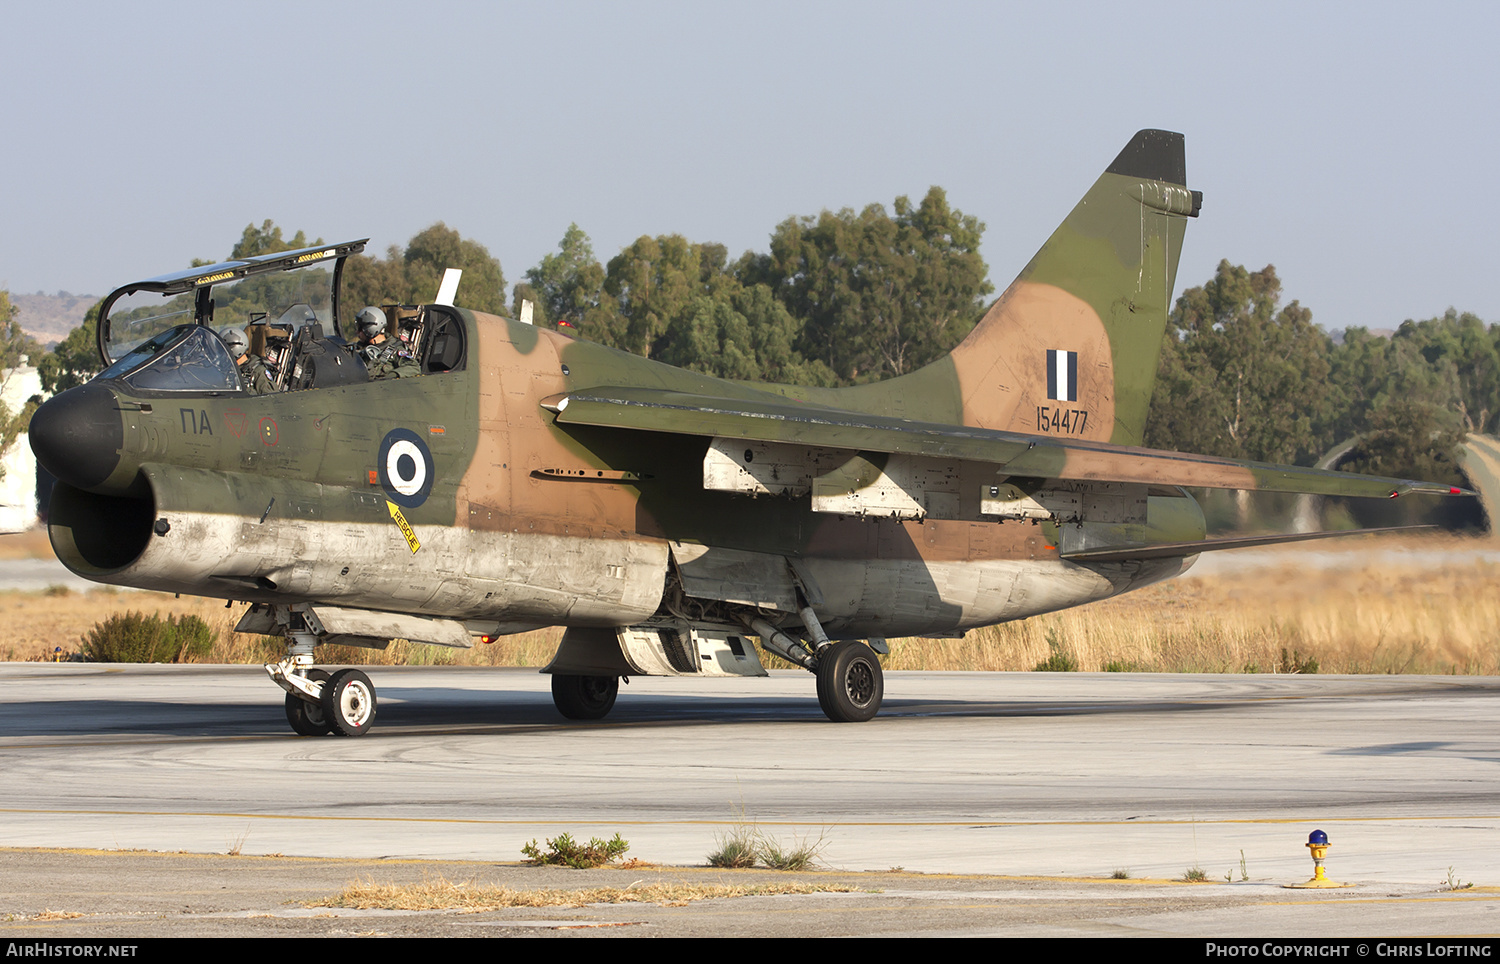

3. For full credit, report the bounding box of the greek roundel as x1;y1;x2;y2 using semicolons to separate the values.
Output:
378;428;434;508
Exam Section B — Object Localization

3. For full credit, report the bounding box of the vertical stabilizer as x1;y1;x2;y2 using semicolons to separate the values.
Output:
832;129;1198;447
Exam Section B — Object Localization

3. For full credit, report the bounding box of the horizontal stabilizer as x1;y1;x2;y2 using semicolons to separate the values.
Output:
1060;526;1437;563
542;387;1475;500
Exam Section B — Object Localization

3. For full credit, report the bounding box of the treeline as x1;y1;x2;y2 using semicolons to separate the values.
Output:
340;187;993;388
10;198;1498;491
1144;261;1495;486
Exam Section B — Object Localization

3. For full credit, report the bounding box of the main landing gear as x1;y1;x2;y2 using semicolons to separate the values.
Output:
268;631;378;737
551;674;619;720
814;639;884;723
746;612;886;723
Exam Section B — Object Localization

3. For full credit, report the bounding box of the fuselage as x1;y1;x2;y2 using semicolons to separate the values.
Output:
32;308;1205;640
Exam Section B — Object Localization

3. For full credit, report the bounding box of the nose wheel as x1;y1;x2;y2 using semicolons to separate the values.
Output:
274;664;378;737
323;668;377;736
284;668;332;736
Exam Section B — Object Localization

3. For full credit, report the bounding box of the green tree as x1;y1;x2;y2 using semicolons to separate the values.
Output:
37;299;100;395
1386;309;1500;435
1339;337;1467;486
523;228;832;385
340;245;411;314
1145;262;1334;466
585;234;728;357
403;222;508;315
655;283;835;386
341;224;509;317
1326;312;1487;486
743;186;991;382
517;223;606;329
230;220;317;259
1324;325;1393;444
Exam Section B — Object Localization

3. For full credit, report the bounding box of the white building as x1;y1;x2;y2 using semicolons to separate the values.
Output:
0;363;43;533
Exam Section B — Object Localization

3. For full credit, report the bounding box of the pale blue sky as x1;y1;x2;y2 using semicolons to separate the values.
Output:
3;1;1496;333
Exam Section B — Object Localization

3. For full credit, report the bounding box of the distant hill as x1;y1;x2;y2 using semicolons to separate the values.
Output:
10;292;98;348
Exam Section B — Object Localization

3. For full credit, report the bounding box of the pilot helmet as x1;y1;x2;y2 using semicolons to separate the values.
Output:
219;327;248;359
356;306;388;339
279;304;317;326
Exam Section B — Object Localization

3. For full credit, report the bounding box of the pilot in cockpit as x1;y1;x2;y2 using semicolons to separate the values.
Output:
219;327;276;395
348;306;418;379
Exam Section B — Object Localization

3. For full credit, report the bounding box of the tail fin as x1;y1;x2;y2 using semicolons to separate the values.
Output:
834;129;1198;447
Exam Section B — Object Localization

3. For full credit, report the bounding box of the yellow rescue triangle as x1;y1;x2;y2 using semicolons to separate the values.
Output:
386;500;420;553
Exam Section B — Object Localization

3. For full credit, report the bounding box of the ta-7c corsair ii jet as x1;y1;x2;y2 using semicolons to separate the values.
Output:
29;130;1470;737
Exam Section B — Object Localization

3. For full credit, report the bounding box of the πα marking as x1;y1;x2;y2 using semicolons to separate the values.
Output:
179;408;213;434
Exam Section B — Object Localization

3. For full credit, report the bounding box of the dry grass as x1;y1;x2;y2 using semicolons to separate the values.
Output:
879;545;1500;675
3;529;1495;675
0;582;562;665
0;528;53;560
309;873;860;911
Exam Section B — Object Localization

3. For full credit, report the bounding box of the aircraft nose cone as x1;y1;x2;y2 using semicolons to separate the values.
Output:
29;383;124;490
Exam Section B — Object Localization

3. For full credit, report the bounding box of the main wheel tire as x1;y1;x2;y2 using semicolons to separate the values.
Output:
322;668;377;737
815;640;883;723
284;668;332;736
551;674;619;720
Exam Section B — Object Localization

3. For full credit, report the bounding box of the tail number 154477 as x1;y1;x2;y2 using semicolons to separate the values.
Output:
1036;406;1089;435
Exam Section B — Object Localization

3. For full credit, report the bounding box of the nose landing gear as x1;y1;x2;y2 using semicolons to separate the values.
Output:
267;625;378;737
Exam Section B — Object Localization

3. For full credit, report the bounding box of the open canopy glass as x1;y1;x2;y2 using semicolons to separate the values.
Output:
96;240;366;368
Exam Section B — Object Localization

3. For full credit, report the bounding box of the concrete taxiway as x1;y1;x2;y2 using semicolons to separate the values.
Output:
1;665;1498;936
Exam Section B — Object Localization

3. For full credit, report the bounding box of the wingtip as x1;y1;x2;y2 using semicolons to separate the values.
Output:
1394;481;1479;498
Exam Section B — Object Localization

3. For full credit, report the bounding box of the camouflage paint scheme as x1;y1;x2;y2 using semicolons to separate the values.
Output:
32;130;1468;682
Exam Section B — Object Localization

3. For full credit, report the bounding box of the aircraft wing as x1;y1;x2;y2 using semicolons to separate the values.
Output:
542;387;1472;500
1057;525;1436;562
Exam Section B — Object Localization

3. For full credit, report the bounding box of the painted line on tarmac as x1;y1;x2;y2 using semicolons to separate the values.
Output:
3;807;1498;829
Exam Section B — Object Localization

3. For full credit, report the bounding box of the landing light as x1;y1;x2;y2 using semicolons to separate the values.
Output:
1284;828;1347;889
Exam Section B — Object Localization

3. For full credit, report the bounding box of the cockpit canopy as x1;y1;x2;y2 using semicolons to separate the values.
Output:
98;325;241;393
97;240;367;368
